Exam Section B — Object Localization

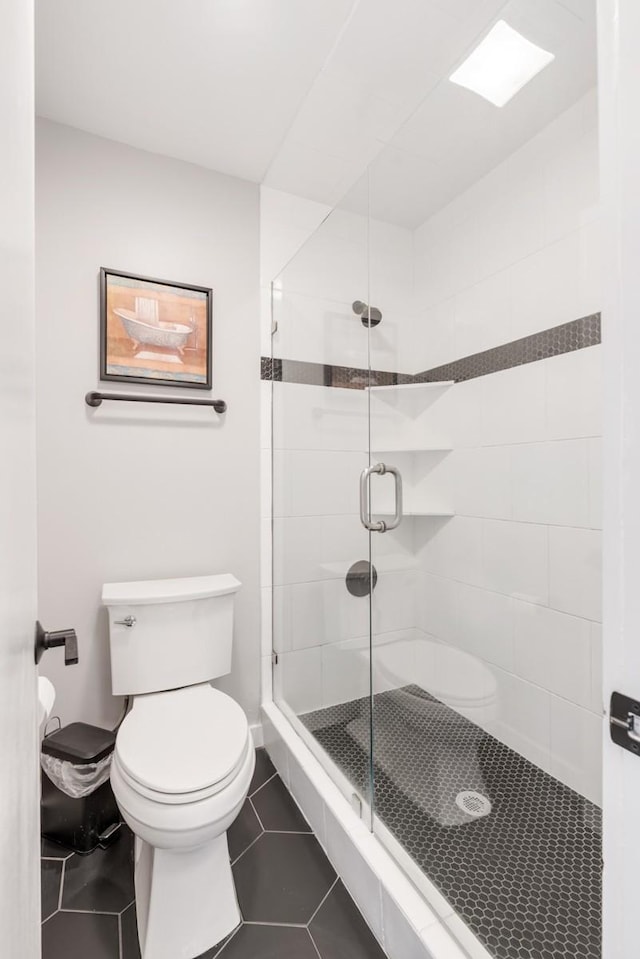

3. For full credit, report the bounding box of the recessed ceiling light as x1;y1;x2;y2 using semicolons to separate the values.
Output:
449;20;555;108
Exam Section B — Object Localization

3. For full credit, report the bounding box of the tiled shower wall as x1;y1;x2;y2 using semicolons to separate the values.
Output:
408;89;602;805
263;88;602;806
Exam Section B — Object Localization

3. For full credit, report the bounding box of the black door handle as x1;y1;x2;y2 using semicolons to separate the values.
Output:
34;622;79;666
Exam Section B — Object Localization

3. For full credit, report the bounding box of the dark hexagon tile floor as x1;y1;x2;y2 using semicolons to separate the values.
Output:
302;685;603;959
41;747;388;959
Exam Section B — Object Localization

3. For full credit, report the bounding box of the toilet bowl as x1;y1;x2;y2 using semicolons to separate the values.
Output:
102;574;251;959
111;685;255;959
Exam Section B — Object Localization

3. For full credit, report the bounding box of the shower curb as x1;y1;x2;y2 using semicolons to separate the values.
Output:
261;700;486;959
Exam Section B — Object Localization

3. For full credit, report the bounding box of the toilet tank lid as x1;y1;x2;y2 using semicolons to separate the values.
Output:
102;574;241;607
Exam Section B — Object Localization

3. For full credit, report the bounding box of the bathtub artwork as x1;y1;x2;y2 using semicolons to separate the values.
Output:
100;268;212;388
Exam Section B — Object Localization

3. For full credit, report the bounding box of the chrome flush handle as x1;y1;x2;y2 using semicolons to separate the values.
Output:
114;615;136;628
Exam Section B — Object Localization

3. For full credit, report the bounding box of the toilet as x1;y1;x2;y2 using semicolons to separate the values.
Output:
102;574;255;959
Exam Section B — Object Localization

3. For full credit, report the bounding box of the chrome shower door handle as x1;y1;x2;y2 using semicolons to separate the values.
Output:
360;464;385;531
359;463;403;533
382;464;403;531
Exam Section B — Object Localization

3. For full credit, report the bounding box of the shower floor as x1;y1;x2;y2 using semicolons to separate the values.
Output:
301;685;601;959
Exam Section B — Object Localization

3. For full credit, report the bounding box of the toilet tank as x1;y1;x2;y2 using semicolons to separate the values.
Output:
102;574;241;696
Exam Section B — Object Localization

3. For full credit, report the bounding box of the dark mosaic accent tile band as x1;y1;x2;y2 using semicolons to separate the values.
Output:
261;356;405;390
414;313;601;385
261;313;601;390
301;685;602;959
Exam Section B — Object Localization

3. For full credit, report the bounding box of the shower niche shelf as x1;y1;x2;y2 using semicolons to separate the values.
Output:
369;380;455;420
377;509;454;519
371;446;452;455
368;381;454;393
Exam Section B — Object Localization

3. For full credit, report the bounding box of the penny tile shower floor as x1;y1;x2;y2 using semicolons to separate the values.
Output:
302;685;602;959
40;748;387;959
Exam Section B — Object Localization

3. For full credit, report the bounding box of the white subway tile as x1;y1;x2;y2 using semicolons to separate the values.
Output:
510;440;590;528
578;219;604;318
287;750;327;846
261;710;290;786
274;291;368;370
454;271;511;357
419;516;484;587
451;446;511;520
416;573;458;644
446;378;484;449
481;520;548;605
272;449;366;517
482;363;546;447
272;514;369;586
588;438;602;530
512;602;592;708
325;808;384;942
261;653;273;705
381;888;432;959
549;696;602;805
321;639;370;707
455;582;514;671
416;299;456;370
543;125;599;244
278;647;323;715
260;517;272;589
494;670;551;773
545;346;602;441
273;579;368;652
590;622;603;716
549;526;602;621
509;233;580;341
372;631;422;693
273;382;368;451
260;448;272;519
260;380;272;450
260;586;272;657
373;569;418;635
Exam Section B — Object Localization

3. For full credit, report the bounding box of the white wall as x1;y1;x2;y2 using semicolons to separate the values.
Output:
36;120;261;729
412;90;602;804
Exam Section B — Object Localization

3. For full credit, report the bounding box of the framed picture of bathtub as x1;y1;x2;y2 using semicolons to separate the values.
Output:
99;268;213;389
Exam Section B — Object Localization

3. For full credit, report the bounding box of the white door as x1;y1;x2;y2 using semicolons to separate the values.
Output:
600;1;640;957
0;0;40;956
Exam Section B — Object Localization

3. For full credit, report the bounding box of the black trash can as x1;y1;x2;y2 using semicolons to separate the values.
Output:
41;722;121;854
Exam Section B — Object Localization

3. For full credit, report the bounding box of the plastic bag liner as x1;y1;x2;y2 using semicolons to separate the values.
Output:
41;752;112;799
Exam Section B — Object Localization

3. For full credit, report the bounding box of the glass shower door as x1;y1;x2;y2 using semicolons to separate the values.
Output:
270;176;377;822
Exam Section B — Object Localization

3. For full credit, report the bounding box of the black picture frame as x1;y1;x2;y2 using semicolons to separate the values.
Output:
100;268;213;390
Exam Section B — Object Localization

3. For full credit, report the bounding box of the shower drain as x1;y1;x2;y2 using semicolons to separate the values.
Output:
455;790;492;819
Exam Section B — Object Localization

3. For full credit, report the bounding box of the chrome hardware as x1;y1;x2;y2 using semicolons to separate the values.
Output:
114;615;136;628
359;462;403;533
346;560;377;597
610;692;640;753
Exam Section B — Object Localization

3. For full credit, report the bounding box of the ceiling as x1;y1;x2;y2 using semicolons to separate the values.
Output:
35;0;356;183
36;0;596;229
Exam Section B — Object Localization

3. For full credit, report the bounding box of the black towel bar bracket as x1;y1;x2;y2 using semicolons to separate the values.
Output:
85;391;227;413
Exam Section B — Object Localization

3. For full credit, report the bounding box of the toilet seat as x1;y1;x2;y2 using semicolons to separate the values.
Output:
115;683;249;805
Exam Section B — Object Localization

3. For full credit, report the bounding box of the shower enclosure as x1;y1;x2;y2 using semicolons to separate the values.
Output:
266;5;602;958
